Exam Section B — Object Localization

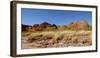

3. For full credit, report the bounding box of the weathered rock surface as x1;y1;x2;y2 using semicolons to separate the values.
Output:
68;20;89;30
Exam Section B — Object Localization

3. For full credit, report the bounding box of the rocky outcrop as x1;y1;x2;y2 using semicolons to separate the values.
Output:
22;24;32;31
68;20;89;30
22;22;58;32
31;22;58;31
22;20;90;32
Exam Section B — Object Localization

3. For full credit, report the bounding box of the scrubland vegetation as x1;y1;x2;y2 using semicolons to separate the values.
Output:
21;30;92;49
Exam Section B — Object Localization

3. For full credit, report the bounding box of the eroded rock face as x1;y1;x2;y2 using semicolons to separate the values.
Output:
22;20;90;32
68;20;89;30
22;22;58;32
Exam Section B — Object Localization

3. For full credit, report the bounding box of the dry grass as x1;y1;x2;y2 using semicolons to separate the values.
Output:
21;30;92;49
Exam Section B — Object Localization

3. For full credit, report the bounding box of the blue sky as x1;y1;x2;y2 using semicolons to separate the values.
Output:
21;8;92;25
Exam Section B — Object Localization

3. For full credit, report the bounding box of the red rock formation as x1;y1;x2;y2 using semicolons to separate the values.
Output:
22;22;58;32
68;20;89;30
22;20;90;32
